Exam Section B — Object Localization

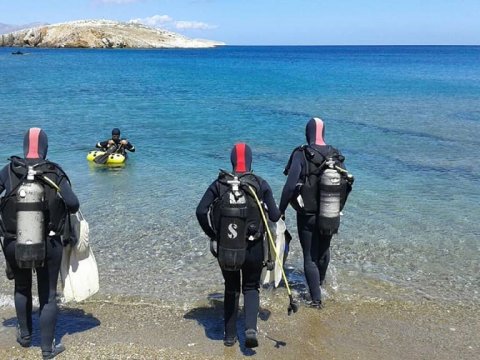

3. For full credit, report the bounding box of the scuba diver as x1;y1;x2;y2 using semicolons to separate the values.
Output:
0;128;79;359
279;117;354;308
196;143;281;348
96;128;135;155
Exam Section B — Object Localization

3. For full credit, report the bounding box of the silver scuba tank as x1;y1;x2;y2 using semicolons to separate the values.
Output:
15;166;46;268
318;159;342;234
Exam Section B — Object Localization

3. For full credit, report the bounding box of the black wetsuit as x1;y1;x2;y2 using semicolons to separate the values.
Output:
196;144;281;340
0;129;79;355
279;118;351;303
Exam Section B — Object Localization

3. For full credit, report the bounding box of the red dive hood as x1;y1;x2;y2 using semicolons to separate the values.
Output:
305;117;326;146
23;127;48;159
230;143;252;173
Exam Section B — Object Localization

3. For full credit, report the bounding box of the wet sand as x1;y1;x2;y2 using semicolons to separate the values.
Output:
0;294;478;360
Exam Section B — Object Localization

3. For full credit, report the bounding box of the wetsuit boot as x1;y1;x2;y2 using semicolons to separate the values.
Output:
245;329;258;348
16;325;31;348
42;340;65;359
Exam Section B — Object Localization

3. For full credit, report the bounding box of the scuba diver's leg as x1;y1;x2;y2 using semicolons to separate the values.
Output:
221;269;240;344
241;239;263;338
14;271;33;345
4;238;33;344
317;234;332;285
37;236;63;355
297;214;321;303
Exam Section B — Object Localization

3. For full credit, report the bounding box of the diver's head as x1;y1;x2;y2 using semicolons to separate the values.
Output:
230;143;252;173
23;128;48;159
305;117;326;146
111;128;121;142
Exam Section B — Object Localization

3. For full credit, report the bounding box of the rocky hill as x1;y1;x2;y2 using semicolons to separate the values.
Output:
0;20;224;48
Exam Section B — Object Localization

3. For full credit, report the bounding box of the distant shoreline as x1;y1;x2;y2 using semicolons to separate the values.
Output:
2;44;478;51
0;20;225;49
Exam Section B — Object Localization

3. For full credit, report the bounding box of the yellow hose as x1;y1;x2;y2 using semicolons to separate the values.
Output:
41;176;61;192
247;185;293;296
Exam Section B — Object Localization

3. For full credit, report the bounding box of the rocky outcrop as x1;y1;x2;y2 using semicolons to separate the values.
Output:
0;20;224;48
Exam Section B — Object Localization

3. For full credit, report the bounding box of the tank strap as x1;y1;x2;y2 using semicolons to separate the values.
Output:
221;207;248;218
16;202;44;212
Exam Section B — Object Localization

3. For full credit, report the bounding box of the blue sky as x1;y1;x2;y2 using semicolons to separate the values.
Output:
1;0;479;45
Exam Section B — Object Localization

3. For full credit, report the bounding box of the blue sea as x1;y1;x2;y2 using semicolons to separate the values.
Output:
0;46;479;309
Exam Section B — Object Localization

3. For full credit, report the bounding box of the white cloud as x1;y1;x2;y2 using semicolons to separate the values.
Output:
174;21;217;30
129;14;216;31
129;15;173;27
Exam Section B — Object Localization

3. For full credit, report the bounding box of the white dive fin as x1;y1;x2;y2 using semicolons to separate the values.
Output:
261;221;276;285
60;212;99;303
273;219;286;288
61;244;99;302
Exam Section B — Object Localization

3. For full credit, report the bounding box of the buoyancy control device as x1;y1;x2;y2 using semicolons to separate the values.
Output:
212;170;263;271
0;157;67;269
286;145;354;235
15;165;46;268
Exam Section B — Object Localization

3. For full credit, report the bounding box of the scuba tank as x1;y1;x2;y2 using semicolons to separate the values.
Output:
15;165;46;268
317;158;342;235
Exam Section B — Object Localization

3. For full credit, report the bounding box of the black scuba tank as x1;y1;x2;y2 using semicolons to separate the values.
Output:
317;159;342;235
15;166;46;268
216;174;248;271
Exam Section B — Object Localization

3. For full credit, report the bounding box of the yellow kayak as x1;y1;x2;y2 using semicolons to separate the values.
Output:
86;150;126;165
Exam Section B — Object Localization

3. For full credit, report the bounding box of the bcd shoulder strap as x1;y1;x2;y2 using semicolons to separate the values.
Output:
216;169;234;199
283;145;304;176
1;157;29;209
239;173;262;196
37;160;72;188
304;145;345;177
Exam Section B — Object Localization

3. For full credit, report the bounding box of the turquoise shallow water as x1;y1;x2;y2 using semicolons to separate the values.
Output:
0;46;479;306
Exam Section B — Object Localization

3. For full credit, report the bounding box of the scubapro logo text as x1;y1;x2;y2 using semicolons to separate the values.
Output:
227;223;238;239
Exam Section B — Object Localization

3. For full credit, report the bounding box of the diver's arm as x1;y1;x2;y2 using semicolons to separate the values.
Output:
279;151;303;214
119;139;135;152
196;181;218;239
261;181;281;222
124;141;135;152
96;140;109;149
57;175;80;213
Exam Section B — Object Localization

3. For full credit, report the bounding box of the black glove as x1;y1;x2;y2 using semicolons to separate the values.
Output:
210;239;218;258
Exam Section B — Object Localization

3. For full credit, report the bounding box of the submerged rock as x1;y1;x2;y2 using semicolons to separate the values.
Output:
0;19;225;49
